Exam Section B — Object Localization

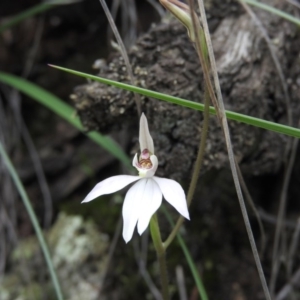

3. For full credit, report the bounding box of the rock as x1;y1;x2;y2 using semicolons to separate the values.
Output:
1;213;109;300
71;0;300;182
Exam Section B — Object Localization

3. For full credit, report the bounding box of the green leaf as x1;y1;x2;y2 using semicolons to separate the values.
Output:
0;0;81;33
0;72;131;167
0;141;63;300
163;207;209;300
241;0;300;26
49;65;300;138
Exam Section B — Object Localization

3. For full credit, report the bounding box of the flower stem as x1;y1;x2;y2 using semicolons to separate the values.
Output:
158;1;212;250
163;86;210;249
150;214;170;300
157;252;169;300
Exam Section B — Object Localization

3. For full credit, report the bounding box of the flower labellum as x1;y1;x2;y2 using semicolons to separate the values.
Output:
82;113;190;243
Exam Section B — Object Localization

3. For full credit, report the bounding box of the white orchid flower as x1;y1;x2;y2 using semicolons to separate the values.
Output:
82;113;190;243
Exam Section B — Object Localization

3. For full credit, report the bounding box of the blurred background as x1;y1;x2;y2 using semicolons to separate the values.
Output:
1;0;300;300
0;1;163;299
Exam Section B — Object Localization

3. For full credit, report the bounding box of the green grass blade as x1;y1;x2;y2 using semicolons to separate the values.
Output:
0;3;52;33
163;207;209;300
48;65;300;138
242;0;300;26
0;72;131;167
0;141;64;300
0;0;81;33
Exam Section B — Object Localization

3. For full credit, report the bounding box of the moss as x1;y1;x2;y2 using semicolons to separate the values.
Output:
12;237;38;261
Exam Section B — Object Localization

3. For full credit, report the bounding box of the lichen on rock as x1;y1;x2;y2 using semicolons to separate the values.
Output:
1;213;109;300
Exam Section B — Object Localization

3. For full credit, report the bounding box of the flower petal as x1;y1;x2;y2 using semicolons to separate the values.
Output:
139;113;154;153
153;177;190;220
132;153;138;168
122;179;146;243
82;175;140;203
134;154;158;178
137;178;162;235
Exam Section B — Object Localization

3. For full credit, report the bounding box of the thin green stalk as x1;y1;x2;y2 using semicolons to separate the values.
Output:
269;136;299;296
163;207;209;300
236;160;266;257
164;86;210;249
0;3;51;33
196;1;271;299
150;214;169;300
242;0;300;26
163;3;211;246
98;0;141;116
0;0;78;33
185;87;210;209
44;66;300;138
0;72;131;168
176;233;208;300
0;141;63;300
157;253;169;300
